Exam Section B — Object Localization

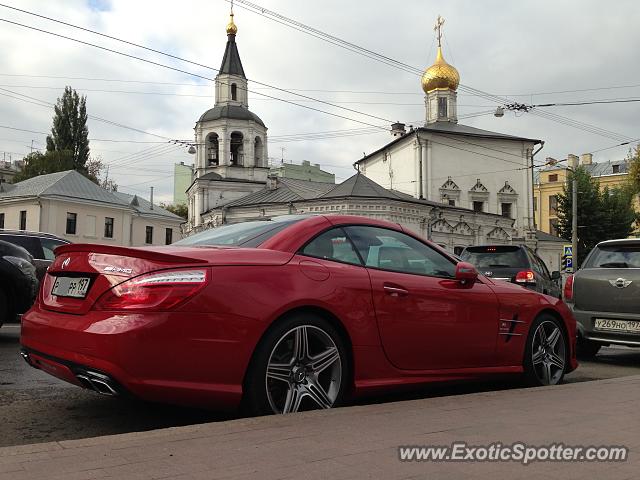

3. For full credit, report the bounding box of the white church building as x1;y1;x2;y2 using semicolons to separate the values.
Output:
355;29;541;240
184;12;563;267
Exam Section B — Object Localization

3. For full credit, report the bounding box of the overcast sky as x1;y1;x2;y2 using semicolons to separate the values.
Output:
0;0;638;203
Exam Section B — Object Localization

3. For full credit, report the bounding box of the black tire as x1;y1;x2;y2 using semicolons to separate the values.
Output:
523;314;567;386
576;338;601;359
243;313;349;416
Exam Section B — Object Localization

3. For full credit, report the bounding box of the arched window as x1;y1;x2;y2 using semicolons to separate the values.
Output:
230;131;244;166
231;83;237;101
206;133;219;166
254;136;263;167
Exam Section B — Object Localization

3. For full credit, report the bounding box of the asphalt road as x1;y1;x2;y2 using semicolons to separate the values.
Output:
1;323;639;448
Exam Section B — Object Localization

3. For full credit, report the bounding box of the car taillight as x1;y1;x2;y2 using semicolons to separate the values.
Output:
515;270;536;284
94;269;208;311
564;274;574;302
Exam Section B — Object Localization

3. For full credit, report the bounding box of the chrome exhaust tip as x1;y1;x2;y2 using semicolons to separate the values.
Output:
75;370;119;396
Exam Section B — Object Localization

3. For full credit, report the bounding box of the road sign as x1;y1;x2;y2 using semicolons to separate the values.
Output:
563;245;573;257
566;257;573;270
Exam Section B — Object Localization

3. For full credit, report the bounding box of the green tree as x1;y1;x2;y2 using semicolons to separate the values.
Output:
557;166;636;265
601;185;636;239
86;156;118;191
12;150;74;183
46;86;90;173
161;203;188;219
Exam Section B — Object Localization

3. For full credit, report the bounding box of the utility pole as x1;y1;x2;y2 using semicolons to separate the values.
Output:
571;168;578;270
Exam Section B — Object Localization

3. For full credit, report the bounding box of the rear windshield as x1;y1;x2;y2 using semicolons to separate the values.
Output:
173;219;301;247
460;246;528;269
583;244;640;268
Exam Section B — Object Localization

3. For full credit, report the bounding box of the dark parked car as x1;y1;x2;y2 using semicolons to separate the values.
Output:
0;231;70;280
564;239;640;358
0;239;38;326
460;245;562;298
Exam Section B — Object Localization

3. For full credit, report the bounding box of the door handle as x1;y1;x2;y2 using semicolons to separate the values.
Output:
383;285;409;297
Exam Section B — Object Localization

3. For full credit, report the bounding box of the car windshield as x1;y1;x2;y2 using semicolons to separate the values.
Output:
174;218;302;247
460;246;528;269
583;244;640;268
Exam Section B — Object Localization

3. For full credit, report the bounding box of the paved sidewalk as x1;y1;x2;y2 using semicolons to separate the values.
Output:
1;376;639;480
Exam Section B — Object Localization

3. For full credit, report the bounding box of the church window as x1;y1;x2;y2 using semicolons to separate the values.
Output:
254;137;263;166
501;202;512;218
473;201;484;213
438;97;448;118
207;133;219;166
230;131;244;166
231;83;237;101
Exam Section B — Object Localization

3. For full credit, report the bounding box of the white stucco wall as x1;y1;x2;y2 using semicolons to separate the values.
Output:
359;131;536;237
0;197;182;247
0;200;40;231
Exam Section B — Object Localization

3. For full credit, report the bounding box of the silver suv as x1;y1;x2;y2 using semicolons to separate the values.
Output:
565;239;640;358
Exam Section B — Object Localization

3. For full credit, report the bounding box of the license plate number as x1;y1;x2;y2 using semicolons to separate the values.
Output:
51;276;91;298
594;318;640;333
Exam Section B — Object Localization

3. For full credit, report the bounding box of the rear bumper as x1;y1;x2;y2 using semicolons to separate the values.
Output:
20;303;262;410
569;305;640;347
21;347;127;396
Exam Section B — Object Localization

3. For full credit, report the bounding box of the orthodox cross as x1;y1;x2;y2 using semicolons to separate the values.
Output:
434;15;445;48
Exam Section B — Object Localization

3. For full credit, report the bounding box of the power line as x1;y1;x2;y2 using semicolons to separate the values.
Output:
0;86;182;141
533;98;640;107
0;10;397;129
3;73;640;99
0;83;501;106
228;0;635;144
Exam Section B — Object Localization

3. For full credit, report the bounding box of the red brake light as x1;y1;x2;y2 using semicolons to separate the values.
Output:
515;270;536;284
94;269;208;311
564;274;574;302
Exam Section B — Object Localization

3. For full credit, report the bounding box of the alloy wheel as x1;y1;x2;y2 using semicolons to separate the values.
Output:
531;320;566;385
265;325;342;414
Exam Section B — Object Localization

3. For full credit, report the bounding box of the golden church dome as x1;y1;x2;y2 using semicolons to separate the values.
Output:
421;47;460;93
226;12;238;36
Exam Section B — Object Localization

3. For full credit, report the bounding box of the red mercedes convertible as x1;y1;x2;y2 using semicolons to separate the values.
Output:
21;215;577;414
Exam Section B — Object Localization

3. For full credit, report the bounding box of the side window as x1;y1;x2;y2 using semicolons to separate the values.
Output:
344;226;456;278
533;253;551;279
301;228;362;266
40;238;67;261
0;234;42;258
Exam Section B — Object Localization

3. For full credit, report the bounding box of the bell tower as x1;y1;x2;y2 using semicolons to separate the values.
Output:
187;7;269;231
192;7;268;178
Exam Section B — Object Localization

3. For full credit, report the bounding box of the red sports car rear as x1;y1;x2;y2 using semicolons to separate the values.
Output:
21;215;577;414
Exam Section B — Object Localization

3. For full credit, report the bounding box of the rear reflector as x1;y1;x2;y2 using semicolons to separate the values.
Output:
564;274;574;302
94;269;208;311
515;270;536;284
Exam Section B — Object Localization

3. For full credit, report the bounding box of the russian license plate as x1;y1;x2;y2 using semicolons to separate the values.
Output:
594;318;640;333
51;276;91;298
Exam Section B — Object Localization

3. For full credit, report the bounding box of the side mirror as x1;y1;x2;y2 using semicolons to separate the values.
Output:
455;262;478;284
551;271;561;281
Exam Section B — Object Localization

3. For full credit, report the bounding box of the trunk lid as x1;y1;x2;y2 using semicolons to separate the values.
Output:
43;244;293;314
574;268;640;314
